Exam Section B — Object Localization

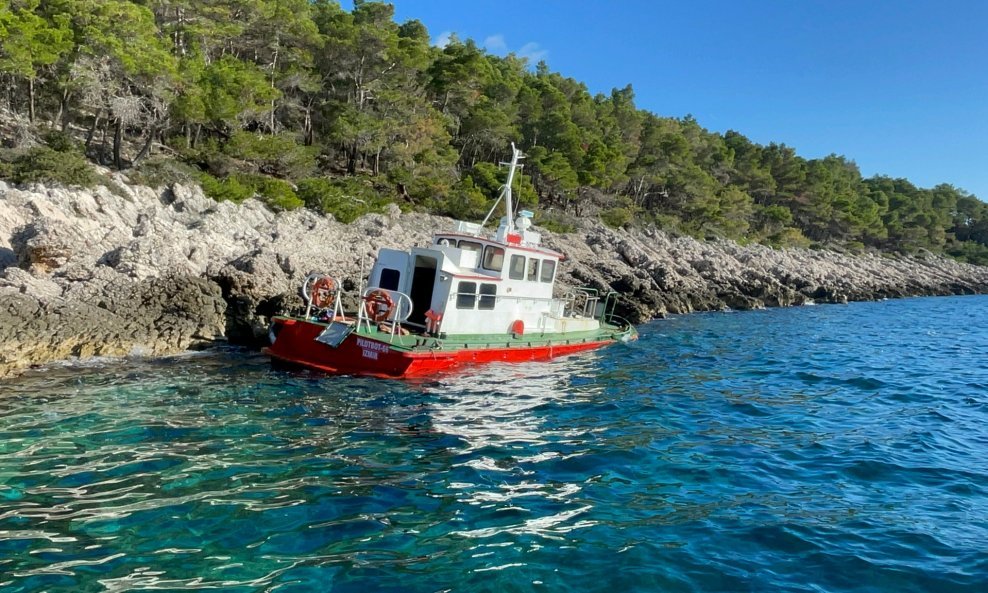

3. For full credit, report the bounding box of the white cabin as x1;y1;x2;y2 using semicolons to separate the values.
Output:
367;214;599;337
366;144;601;338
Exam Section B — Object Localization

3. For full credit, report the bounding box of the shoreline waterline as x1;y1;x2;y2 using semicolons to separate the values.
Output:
2;292;984;382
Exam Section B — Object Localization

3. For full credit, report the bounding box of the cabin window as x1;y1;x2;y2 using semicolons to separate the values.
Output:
456;281;477;309
540;259;556;283
478;284;497;310
380;268;401;290
509;255;525;280
458;240;483;255
483;246;505;272
527;258;539;281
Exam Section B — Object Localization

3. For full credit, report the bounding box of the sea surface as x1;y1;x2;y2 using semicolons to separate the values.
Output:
2;295;988;592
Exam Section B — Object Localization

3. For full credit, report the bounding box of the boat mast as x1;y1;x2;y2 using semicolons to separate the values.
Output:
481;143;524;231
502;143;523;233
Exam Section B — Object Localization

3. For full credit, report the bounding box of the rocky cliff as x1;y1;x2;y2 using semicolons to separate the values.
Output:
3;177;987;377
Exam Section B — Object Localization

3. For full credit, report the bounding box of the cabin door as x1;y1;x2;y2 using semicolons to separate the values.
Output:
408;256;437;326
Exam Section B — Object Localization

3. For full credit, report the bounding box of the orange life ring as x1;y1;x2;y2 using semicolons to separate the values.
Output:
310;277;337;309
364;289;394;322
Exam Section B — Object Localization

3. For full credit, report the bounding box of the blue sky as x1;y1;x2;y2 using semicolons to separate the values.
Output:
346;1;988;200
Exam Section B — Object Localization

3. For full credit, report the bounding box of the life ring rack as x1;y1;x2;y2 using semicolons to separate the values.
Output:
302;273;345;322
356;287;413;341
364;289;395;322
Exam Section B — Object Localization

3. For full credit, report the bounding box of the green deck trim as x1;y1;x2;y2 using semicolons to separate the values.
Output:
274;315;636;353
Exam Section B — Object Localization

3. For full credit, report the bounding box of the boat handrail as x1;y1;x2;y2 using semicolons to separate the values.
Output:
603;313;633;331
357;286;413;340
599;290;620;323
302;273;345;322
563;287;601;319
442;285;618;325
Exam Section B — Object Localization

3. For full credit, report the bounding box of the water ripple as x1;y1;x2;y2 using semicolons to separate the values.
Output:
2;297;988;591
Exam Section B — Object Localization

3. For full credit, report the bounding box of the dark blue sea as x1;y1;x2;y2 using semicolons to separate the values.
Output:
2;295;988;592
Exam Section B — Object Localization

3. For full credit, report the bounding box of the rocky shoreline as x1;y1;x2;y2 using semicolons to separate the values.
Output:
3;177;988;378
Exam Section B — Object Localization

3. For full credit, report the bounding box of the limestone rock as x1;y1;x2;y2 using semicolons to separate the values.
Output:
2;174;988;377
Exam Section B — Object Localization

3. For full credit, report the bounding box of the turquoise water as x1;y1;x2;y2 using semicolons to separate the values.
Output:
2;296;988;592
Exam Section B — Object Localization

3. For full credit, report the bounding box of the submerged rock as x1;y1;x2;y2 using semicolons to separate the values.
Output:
2;177;988;377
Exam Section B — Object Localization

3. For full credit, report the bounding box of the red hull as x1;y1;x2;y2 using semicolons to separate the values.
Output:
263;318;620;378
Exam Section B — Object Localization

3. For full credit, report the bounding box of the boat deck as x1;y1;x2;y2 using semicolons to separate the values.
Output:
272;316;634;353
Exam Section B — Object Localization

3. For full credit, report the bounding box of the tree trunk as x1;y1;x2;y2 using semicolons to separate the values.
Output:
85;111;102;149
133;126;157;166
113;118;123;170
192;124;202;148
56;89;71;131
269;46;279;133
99;119;109;165
28;78;35;123
3;74;10;113
302;105;313;146
175;7;186;56
347;143;358;175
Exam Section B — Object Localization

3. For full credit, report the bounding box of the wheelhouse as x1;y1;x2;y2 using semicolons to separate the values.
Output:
369;217;577;336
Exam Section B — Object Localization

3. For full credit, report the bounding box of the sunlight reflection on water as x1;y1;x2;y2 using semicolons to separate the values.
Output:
2;297;988;592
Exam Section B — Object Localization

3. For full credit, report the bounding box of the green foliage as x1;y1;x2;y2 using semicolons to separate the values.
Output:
440;177;490;220
198;172;254;204
648;213;688;236
462;162;502;196
845;241;866;254
201;173;304;211
198;171;303;211
600;206;633;228
237;173;303;211
42;130;78;152
537;216;577;234
0;0;985;263
530;147;578;206
296;176;389;223
224;131;317;178
0;0;72;80
200;55;279;128
767;227;812;249
946;239;988;266
128;158;201;188
0;145;97;187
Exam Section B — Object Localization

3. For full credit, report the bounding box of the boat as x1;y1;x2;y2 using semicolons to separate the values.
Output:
263;144;637;378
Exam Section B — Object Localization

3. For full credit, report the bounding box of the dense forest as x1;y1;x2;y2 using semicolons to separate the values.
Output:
2;0;988;263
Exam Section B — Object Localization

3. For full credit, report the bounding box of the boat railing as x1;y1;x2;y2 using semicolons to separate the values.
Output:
562;288;623;324
603;313;633;331
563;287;601;319
598;290;622;324
302;273;345;322
357;287;413;341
